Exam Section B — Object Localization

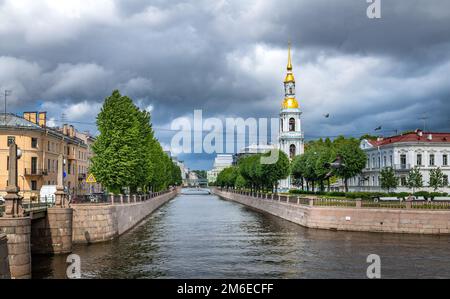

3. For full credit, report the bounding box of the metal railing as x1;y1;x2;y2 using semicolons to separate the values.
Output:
24;168;48;176
70;189;175;205
220;188;450;210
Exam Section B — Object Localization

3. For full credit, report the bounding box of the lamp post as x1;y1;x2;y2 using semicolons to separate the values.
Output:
3;142;23;217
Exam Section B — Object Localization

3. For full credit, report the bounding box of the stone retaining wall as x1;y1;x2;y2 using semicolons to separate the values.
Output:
31;208;73;254
0;233;10;279
0;217;31;278
214;189;450;235
72;190;178;244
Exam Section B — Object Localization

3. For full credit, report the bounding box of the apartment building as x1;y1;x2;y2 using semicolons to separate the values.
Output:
0;112;91;200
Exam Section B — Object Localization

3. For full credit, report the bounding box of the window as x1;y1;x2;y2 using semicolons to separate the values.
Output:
443;175;449;186
68;161;72;175
31;137;38;148
390;155;393;166
7;136;15;147
31;157;38;174
289;118;296;132
417;154;422;166
48;141;51;151
383;156;387;167
400;154;407;168
6;156;9;170
430;154;435;166
47;159;51;172
280;119;283;132
289;144;296;159
443;155;448;166
31;180;37;191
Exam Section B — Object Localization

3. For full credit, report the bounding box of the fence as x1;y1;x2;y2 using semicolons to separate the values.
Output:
70;189;173;205
219;188;450;210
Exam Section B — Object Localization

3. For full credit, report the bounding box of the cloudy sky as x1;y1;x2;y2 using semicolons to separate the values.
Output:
1;0;450;170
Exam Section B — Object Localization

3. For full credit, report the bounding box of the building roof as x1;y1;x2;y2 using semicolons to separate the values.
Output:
0;113;87;147
0;113;42;129
367;132;450;147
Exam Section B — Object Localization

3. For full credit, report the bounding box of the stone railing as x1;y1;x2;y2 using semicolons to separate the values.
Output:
219;188;450;210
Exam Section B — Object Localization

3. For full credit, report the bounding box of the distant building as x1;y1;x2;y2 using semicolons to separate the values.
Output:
348;131;450;193
0;112;91;200
207;154;234;183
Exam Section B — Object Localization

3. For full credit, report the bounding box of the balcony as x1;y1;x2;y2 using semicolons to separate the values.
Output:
393;164;411;171
24;169;48;176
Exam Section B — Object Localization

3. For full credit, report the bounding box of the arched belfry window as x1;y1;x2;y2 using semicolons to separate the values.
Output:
289;118;296;132
280;119;284;132
290;144;296;159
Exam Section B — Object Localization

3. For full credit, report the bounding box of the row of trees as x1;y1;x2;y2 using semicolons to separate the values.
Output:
216;136;367;193
91;90;182;194
291;137;366;192
380;167;448;192
216;150;290;193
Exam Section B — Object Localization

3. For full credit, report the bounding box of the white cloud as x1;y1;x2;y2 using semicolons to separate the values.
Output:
0;0;117;45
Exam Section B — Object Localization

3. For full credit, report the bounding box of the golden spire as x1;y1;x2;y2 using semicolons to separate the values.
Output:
287;41;293;71
282;41;299;109
284;41;295;83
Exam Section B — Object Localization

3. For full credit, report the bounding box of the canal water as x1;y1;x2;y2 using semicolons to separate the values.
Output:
33;193;450;279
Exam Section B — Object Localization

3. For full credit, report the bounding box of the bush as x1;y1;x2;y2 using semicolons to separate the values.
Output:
396;192;410;199
430;192;448;199
414;191;430;199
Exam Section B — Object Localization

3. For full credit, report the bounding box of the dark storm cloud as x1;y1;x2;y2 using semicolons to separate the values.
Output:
0;0;449;169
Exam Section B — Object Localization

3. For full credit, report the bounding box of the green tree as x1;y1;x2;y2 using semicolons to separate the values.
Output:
407;167;423;193
235;174;247;189
333;136;367;192
380;167;398;193
91;90;141;194
261;150;290;193
429;167;445;191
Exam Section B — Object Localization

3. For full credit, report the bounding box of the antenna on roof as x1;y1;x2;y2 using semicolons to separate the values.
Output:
61;113;67;125
4;90;12;124
418;114;429;132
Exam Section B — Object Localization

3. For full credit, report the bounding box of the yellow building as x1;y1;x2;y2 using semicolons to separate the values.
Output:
0;112;91;201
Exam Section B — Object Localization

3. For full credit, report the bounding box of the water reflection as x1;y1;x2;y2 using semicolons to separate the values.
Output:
33;194;450;279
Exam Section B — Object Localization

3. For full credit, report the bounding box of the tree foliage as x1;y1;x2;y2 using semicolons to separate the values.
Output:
91;90;182;194
380;167;398;193
291;137;365;192
407;167;423;193
429;167;445;191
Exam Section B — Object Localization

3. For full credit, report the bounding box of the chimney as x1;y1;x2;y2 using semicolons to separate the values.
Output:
69;125;75;138
23;112;38;124
427;134;433;141
63;124;69;136
377;137;384;142
38;112;47;127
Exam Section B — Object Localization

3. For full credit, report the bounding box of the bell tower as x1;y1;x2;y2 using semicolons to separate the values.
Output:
278;42;304;189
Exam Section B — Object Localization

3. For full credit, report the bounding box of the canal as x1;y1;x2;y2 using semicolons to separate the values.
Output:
33;193;450;279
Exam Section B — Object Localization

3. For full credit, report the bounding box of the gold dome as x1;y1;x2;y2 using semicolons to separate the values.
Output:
282;97;299;109
284;73;295;83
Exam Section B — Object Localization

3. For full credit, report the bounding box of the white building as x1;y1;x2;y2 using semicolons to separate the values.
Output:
207;154;234;183
348;131;450;193
278;43;305;190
